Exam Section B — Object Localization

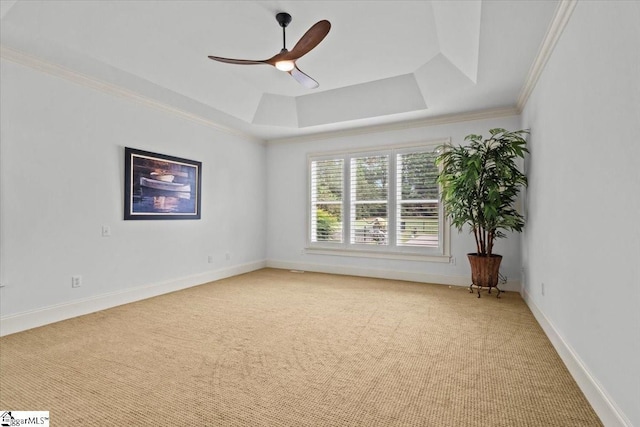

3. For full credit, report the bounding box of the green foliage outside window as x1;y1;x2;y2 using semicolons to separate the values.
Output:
316;208;338;240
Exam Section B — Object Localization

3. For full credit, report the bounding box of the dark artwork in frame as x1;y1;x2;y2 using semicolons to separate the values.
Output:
124;147;202;220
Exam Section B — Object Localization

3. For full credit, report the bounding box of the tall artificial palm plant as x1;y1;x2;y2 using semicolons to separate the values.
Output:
436;128;528;256
435;128;528;296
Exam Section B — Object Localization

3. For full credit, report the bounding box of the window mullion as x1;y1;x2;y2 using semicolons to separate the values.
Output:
388;151;398;247
344;155;352;247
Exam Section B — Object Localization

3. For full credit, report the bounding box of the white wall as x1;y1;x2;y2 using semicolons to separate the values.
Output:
521;1;640;426
266;115;525;288
0;59;267;334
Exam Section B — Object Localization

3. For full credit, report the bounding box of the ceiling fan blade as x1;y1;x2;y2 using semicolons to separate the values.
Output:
208;56;268;65
288;20;331;61
289;66;319;89
264;50;290;67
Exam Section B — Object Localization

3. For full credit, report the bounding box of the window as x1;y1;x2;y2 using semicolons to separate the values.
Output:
395;150;440;248
310;158;344;243
308;143;449;260
351;154;388;245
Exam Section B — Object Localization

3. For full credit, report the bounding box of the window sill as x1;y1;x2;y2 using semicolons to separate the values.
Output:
304;246;451;263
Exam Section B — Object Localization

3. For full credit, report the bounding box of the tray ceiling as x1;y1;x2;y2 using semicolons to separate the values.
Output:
0;1;560;141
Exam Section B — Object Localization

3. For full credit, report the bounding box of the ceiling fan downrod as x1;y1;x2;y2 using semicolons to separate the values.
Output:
276;12;292;51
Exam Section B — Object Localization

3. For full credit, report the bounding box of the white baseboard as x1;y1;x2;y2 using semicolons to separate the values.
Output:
522;289;632;427
0;260;266;337
266;259;521;292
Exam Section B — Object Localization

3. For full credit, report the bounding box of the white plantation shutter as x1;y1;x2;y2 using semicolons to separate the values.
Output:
396;150;440;247
310;159;343;243
308;143;446;258
350;155;389;245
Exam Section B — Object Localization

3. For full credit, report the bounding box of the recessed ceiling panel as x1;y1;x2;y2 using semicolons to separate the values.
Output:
432;0;481;83
297;74;427;127
252;94;298;127
414;53;475;109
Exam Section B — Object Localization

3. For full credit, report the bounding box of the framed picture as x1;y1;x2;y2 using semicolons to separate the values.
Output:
124;147;202;220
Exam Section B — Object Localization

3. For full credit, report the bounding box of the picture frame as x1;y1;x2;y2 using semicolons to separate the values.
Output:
124;147;202;220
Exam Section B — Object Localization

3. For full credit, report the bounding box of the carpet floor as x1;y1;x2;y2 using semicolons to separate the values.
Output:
0;268;602;426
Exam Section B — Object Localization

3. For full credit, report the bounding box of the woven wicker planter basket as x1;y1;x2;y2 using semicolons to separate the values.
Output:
467;253;503;297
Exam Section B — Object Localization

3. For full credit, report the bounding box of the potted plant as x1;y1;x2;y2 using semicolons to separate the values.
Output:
435;128;528;297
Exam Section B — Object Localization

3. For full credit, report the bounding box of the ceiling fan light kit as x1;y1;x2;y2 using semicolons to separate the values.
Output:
208;12;330;89
275;60;295;72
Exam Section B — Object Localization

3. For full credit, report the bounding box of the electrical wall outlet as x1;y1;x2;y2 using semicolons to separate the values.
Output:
207;255;214;263
72;275;82;288
101;225;111;237
541;282;545;296
225;252;231;261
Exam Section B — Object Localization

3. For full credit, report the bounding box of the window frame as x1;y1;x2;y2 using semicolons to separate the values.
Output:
306;140;451;262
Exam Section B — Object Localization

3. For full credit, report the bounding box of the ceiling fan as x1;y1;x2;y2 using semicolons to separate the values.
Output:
208;13;331;89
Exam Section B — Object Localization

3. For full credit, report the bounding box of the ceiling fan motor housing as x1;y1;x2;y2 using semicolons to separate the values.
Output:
276;12;292;28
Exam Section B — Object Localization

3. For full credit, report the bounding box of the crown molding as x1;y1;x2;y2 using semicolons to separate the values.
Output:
267;106;520;145
517;0;578;111
0;44;265;145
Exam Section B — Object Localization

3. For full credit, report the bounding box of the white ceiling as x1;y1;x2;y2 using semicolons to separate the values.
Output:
0;0;559;142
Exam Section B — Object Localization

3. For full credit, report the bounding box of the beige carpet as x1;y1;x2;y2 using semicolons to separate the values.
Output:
0;268;601;426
